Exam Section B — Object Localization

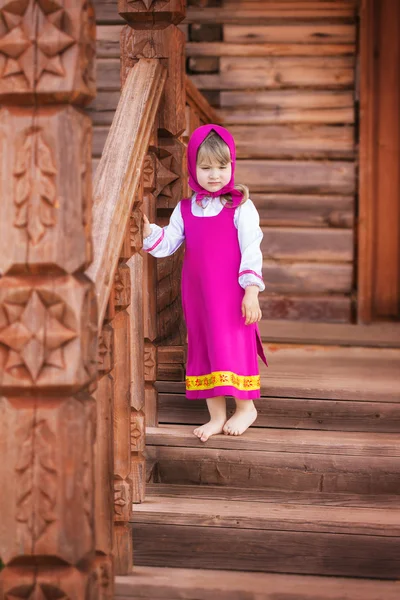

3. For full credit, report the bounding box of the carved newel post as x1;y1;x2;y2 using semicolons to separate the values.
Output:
119;0;187;433
0;1;100;597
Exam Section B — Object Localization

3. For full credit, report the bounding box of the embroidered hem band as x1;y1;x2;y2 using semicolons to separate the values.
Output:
186;370;261;392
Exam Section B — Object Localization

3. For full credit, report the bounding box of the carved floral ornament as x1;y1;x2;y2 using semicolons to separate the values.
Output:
0;0;76;88
14;126;58;245
15;418;58;548
0;289;77;383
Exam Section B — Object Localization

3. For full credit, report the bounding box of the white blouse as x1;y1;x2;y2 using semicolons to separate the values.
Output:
142;194;265;291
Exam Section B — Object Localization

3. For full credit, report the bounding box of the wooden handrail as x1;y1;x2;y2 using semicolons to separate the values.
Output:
86;58;167;327
185;74;221;124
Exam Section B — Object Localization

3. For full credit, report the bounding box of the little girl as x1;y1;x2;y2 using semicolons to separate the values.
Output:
143;124;267;443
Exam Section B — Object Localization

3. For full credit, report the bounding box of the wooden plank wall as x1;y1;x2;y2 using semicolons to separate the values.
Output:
91;0;358;324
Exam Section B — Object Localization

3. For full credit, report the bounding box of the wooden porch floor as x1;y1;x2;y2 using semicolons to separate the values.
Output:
116;566;400;599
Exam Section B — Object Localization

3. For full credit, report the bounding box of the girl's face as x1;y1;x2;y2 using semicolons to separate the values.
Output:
196;157;232;194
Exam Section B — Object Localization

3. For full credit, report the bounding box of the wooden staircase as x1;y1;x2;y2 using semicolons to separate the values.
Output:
115;339;400;597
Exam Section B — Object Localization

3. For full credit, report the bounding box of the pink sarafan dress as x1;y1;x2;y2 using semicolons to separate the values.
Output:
181;198;268;400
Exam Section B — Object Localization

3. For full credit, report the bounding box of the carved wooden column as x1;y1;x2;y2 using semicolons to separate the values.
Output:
0;1;98;597
119;0;187;432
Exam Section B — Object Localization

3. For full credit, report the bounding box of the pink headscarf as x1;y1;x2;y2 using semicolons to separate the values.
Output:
187;124;243;208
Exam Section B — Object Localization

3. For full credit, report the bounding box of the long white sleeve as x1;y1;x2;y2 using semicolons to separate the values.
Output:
235;200;265;292
142;201;185;257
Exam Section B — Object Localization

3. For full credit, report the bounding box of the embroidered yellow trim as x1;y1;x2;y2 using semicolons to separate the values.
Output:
186;371;260;391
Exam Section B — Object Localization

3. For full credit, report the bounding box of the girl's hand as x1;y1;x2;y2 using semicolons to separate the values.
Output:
242;286;262;325
143;214;152;239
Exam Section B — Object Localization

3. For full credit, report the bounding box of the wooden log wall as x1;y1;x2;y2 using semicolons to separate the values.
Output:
91;0;358;324
0;1;104;597
186;0;358;324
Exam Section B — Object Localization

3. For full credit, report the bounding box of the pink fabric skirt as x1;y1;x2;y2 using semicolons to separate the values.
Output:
180;198;267;400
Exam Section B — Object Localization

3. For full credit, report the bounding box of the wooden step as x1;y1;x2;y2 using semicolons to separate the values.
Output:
156;343;400;401
158;393;400;433
116;566;400;600
146;425;400;494
146;483;400;507
130;485;400;578
259;320;400;348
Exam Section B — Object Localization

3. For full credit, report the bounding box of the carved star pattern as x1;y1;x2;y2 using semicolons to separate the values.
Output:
0;0;76;87
0;290;77;382
154;154;179;198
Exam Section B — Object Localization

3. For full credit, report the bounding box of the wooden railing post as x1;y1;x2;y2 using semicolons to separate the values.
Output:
0;1;99;597
86;57;167;576
94;322;115;596
143;152;159;426
119;0;188;431
126;179;147;503
109;261;133;575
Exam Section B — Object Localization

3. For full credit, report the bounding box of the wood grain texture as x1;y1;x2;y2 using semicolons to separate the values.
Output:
115;565;400;600
261;227;353;261
259;320;400;347
86;60;167;327
185;75;220;124
184;3;358;23
88;89;355;125
191;56;354;90
147;446;400;495
133;493;400;536
262;261;352;294
187;41;356;57
224;23;356;45
219;90;355;123
146;483;400;508
158;394;400;433
147;425;400;457
132;522;400;578
253;193;354;228
236;160;355;193
94;1;358;23
231;124;354;159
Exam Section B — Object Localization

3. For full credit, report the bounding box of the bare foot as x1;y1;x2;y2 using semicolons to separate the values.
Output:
193;419;226;443
223;405;257;436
